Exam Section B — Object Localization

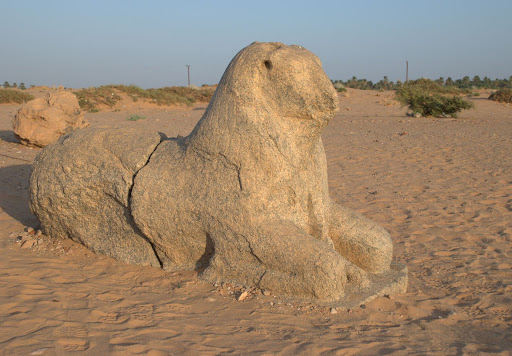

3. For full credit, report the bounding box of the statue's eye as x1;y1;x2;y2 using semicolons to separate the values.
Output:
264;60;272;70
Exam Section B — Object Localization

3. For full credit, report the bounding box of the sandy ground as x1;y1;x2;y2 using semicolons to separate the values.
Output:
0;89;511;355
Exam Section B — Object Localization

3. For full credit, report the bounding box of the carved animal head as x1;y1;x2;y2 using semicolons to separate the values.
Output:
212;42;339;129
189;42;339;157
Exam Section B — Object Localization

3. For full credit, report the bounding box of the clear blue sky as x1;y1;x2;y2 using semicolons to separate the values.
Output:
1;0;510;88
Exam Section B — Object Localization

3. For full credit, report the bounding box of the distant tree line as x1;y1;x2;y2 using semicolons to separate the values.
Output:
2;81;34;90
333;76;512;91
4;76;512;92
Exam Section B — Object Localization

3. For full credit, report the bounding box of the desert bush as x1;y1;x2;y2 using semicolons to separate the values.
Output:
147;86;214;105
395;80;474;118
333;81;347;92
0;88;35;104
74;86;122;111
74;85;215;110
489;88;512;103
404;78;470;95
110;84;215;105
126;114;145;121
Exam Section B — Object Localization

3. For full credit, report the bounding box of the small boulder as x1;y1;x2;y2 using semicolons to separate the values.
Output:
12;91;89;147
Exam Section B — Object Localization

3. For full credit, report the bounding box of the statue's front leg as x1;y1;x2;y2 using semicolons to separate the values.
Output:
202;219;366;303
328;202;393;274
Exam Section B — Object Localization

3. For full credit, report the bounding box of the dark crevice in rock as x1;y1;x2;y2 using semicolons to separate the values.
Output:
256;270;267;287
195;233;215;272
236;167;243;191
126;136;167;269
240;234;263;265
218;152;243;191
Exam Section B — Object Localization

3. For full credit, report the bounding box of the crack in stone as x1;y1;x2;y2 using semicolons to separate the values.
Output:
218;152;243;191
256;270;267;287
126;137;166;269
240;233;263;265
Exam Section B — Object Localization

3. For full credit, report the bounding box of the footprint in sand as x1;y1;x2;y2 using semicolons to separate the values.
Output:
54;324;89;352
155;303;192;319
95;291;125;302
57;338;90;352
88;309;129;324
120;304;155;327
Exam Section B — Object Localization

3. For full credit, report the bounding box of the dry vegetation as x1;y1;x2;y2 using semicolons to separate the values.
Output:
0;88;34;104
395;79;474;118
489;88;512;103
74;85;215;111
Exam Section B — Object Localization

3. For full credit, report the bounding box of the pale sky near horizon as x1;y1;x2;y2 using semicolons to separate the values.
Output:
1;0;511;89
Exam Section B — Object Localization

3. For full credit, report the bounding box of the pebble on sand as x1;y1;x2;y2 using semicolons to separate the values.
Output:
237;291;249;302
21;239;38;249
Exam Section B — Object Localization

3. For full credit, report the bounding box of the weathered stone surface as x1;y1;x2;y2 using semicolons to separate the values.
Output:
30;42;407;304
29;128;163;267
131;42;407;303
12;91;89;147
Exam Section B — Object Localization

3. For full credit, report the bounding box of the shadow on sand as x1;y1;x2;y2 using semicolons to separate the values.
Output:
0;164;39;227
0;130;19;143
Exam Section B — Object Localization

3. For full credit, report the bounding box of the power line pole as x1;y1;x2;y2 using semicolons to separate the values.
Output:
406;60;409;83
186;65;191;86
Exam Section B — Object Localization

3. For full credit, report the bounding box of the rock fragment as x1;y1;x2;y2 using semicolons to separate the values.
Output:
237;291;249;302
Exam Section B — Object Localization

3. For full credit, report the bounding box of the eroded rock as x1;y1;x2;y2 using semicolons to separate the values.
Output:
12;91;88;147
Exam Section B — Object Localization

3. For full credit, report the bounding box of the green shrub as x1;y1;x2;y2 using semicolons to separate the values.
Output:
74;86;122;111
109;84;215;105
74;85;215;110
489;88;512;103
0;88;35;104
145;86;214;106
403;78;471;95
333;82;346;92
126;114;145;121
395;80;474;118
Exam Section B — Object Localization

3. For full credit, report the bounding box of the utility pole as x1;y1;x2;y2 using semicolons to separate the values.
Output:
406;60;409;83
186;65;191;86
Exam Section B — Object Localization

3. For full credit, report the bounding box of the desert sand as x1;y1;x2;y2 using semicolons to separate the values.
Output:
0;88;511;355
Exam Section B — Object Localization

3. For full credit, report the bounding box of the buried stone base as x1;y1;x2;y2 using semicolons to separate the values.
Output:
331;262;408;309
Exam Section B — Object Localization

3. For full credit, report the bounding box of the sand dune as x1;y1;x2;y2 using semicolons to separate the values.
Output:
1;89;511;354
